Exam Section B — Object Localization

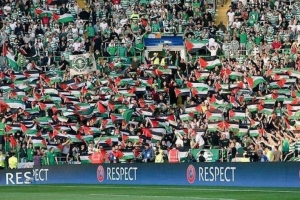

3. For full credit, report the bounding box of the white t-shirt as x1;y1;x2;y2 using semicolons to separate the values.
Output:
72;42;81;51
9;22;16;31
227;12;235;22
210;49;217;56
3;5;11;15
120;19;128;27
232;21;241;29
195;133;205;147
100;22;108;31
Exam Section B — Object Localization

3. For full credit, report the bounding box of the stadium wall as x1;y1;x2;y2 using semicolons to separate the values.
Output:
1;163;300;187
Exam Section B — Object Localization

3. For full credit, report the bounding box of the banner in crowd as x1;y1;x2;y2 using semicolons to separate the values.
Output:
69;53;97;77
1;163;299;187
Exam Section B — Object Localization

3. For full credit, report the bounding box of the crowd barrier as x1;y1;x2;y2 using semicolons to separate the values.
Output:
1;163;300;187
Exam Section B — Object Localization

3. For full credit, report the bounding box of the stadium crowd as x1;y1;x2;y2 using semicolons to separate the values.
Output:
1;0;300;169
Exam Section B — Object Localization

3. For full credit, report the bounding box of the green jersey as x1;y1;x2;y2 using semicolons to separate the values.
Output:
27;148;34;161
47;152;56;165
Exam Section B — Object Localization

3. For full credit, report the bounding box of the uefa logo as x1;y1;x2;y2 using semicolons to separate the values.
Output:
97;165;105;182
187;165;196;184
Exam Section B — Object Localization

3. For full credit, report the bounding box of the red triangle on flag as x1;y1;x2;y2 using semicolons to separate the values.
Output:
205;111;212;119
20;123;28;133
5;125;12;133
147;78;153;85
10;136;17;148
42;139;47;147
186;81;193;89
52;12;60;21
196;104;203;113
105;138;112;146
198;58;208;68
76;133;83;141
229;110;235;118
122;134;129;142
142;128;152;138
174;88;181;97
277;78;286;88
35;9;43;15
97;102;107;113
39;102;47;110
185;40;194;52
110;114;117;122
245;77;254;88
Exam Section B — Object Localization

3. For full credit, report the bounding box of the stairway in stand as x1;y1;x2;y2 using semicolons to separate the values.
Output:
77;0;87;9
215;0;231;26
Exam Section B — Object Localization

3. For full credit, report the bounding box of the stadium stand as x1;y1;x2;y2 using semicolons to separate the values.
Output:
1;0;300;169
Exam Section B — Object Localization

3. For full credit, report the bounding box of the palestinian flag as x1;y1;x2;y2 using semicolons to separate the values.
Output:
229;110;246;120
80;126;101;135
120;151;135;162
184;105;202;114
246;76;266;88
35;9;53;18
47;144;63;153
77;106;95;118
185;39;207;52
207;122;220;132
186;82;209;89
249;129;264;137
191;87;209;96
83;135;94;142
3;99;26;110
53;13;74;23
179;114;193;122
148;119;166;128
250;119;259;128
174;88;190;97
96;136;119;147
80;156;92;164
122;135;140;143
195;71;210;81
200;58;222;70
247;104;258;112
258;108;273;115
286;104;300;111
288;70;300;79
206;111;223;121
236;128;248;137
3;45;19;71
32;138;47;148
150;128;167;135
229;72;243;80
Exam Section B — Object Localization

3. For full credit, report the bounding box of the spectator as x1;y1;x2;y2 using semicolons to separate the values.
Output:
0;150;5;169
198;151;206;162
33;151;42;166
154;149;164;163
8;152;18;169
187;152;196;163
141;143;154;163
168;145;180;163
47;147;58;166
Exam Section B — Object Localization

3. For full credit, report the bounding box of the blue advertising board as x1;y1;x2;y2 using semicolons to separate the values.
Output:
0;163;299;187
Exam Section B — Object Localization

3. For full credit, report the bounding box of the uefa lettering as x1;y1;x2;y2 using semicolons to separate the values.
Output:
97;165;105;183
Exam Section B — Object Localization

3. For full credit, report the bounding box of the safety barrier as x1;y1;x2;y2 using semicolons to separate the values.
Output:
1;163;300;187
